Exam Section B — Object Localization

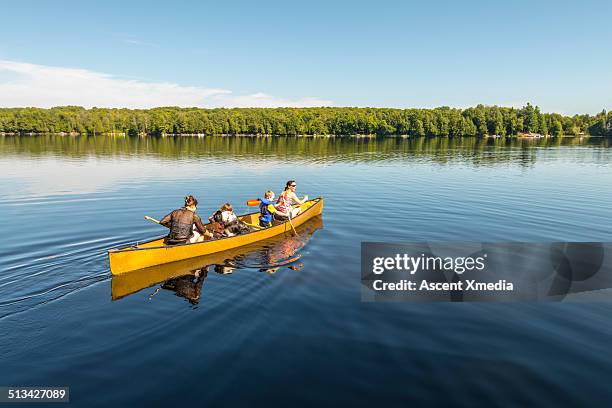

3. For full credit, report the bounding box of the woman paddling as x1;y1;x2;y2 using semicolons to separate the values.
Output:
160;195;212;244
275;180;308;221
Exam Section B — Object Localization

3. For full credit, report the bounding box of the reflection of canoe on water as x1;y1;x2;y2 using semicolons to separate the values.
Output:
108;197;324;275
111;216;324;300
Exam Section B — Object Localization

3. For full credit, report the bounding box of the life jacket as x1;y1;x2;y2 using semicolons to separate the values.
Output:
259;198;276;226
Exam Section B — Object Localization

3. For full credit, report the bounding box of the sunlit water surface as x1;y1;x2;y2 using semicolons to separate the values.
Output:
1;135;611;406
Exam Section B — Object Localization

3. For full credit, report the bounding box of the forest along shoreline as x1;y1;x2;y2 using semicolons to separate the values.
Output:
1;104;610;138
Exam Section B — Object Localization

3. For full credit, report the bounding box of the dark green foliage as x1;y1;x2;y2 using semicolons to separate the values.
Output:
538;114;548;136
586;110;612;136
0;105;608;137
551;120;564;136
522;103;540;133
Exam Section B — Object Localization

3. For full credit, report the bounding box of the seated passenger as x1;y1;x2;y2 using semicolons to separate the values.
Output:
274;180;308;221
258;191;278;228
209;203;248;237
160;195;213;245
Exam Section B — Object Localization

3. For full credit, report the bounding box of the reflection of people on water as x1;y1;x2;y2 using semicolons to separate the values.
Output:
214;264;236;275
160;195;213;244
260;233;305;273
160;267;208;305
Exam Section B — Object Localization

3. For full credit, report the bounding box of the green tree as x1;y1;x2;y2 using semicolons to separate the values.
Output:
551;120;564;136
538;115;548;135
521;103;539;133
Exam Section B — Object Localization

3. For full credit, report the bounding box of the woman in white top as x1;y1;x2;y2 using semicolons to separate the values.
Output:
209;203;242;236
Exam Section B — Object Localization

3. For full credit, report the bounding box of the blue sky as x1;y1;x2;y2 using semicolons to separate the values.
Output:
0;0;610;114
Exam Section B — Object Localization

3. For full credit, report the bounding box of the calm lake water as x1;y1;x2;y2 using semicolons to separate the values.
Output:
1;135;612;406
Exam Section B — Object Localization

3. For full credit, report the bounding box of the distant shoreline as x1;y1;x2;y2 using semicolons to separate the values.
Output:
1;105;610;137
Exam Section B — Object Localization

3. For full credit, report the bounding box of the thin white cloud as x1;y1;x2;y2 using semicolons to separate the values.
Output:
122;39;143;45
0;59;333;108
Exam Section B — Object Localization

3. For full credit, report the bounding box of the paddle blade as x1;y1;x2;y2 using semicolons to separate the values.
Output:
247;199;261;206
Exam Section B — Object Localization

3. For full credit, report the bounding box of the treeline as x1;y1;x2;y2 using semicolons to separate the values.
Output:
0;104;610;137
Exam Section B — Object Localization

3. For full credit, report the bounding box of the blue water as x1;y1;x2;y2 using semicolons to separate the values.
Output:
1;135;611;406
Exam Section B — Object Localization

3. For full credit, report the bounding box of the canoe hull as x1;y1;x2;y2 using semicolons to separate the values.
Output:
108;197;324;274
111;216;324;300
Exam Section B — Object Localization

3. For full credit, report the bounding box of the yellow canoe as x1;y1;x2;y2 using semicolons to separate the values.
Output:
108;197;324;275
111;216;324;300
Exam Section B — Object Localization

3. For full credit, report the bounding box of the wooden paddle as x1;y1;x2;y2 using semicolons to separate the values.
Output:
144;216;160;224
286;212;298;236
240;221;264;230
247;196;308;206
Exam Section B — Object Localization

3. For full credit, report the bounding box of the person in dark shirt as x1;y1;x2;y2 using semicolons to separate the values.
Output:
159;195;212;245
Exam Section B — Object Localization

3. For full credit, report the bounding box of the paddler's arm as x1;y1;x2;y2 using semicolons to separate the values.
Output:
159;211;173;228
193;214;208;235
289;192;308;205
